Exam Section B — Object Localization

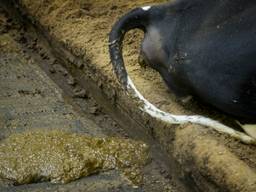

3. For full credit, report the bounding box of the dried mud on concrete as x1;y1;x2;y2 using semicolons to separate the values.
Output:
5;0;256;191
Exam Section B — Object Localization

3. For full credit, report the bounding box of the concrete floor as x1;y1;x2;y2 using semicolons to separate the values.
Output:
0;32;139;192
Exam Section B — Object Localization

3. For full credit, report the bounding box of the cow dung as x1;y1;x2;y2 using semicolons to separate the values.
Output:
0;130;149;185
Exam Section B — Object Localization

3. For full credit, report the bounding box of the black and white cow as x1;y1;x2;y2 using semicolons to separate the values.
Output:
109;0;256;142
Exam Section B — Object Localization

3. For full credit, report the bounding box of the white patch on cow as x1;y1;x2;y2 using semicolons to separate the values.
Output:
142;6;151;11
126;76;256;145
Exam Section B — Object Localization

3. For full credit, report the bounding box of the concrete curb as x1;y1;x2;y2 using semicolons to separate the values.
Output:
174;125;256;191
12;1;256;191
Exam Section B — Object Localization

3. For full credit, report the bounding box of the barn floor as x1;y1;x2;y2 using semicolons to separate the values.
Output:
0;5;182;192
12;0;256;164
1;0;256;191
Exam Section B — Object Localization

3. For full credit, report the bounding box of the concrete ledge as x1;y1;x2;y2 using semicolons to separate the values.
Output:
12;0;256;191
175;125;256;191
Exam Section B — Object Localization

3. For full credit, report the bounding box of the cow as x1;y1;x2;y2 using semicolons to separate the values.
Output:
109;0;256;143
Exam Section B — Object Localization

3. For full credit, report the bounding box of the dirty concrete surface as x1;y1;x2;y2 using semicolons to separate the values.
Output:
14;0;256;171
13;0;256;168
0;5;181;192
1;0;256;191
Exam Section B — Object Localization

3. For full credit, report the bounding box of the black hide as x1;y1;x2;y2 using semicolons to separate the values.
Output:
109;0;256;123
